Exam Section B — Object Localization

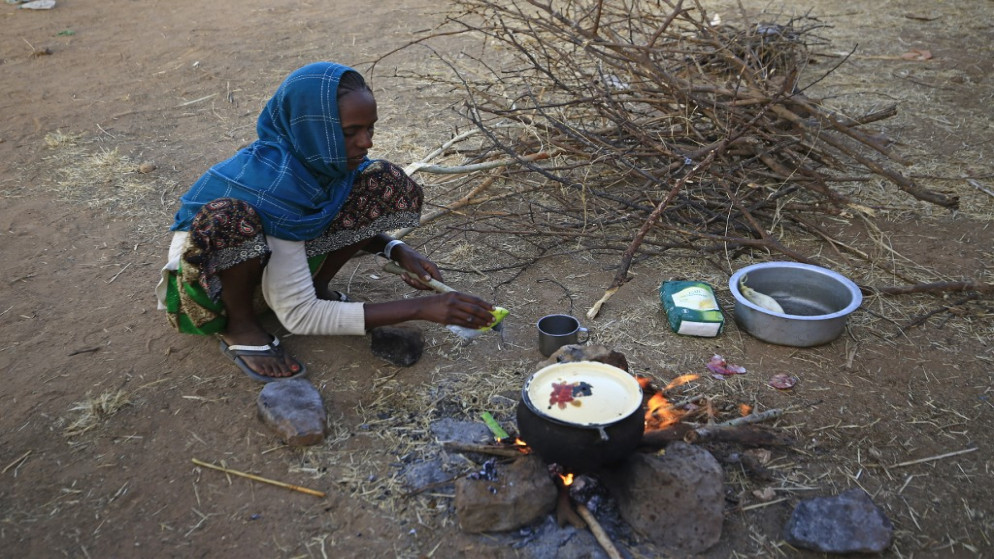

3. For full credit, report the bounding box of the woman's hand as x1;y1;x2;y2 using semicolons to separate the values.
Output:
365;241;496;329
417;292;496;328
392;244;444;291
362;292;496;330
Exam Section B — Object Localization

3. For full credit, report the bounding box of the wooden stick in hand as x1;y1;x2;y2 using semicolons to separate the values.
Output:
382;261;454;293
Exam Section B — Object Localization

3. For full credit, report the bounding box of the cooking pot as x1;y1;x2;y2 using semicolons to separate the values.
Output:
516;361;645;472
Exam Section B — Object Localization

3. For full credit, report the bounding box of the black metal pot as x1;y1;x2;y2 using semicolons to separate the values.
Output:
516;362;645;473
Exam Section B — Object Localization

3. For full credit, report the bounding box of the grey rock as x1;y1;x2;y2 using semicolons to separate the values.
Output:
783;488;893;554
430;417;493;445
455;455;557;533
370;325;424;366
402;458;452;492
257;378;326;447
601;442;724;554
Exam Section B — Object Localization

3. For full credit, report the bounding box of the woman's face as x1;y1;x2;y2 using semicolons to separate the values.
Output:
339;89;378;170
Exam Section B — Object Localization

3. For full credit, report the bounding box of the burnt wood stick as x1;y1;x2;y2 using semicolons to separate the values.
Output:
684;425;796;446
638;425;795;449
442;442;528;458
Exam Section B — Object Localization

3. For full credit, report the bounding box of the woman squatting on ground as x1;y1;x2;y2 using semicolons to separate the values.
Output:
156;62;496;382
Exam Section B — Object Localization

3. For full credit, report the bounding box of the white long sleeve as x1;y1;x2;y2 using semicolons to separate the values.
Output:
261;237;367;336
156;232;367;335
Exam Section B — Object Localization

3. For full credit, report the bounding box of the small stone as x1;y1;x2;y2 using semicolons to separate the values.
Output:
454;455;557;533
783;488;893;554
370;325;424;366
257;378;326;447
137;162;157;174
601;442;724;554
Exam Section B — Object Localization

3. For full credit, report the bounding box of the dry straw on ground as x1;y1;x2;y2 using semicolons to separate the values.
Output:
62;389;132;438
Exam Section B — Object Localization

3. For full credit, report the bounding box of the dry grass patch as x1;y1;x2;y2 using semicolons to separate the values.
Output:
62;389;132;438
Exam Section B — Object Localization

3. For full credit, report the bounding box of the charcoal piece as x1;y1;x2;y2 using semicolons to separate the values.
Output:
370;325;424;366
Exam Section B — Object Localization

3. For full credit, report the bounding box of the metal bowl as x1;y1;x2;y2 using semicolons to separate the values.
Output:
728;262;862;347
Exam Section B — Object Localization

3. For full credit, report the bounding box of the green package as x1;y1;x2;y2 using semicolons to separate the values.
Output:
660;280;725;337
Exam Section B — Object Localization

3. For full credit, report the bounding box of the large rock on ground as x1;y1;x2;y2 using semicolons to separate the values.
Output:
455;455;557;533
257;378;326;447
601;442;724;554
783;488;893;554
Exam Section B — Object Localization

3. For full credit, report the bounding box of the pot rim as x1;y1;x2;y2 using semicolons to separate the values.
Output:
729;261;862;320
521;361;643;428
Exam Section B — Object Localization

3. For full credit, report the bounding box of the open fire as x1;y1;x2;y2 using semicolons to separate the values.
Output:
639;374;699;430
450;354;787;557
505;372;767;467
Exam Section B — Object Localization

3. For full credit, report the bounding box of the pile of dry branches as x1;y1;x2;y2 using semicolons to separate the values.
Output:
389;0;964;306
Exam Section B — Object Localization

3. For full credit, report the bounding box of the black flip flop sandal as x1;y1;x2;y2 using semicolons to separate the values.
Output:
218;335;307;383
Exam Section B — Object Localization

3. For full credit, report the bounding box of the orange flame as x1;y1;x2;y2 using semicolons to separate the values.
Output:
643;374;699;430
739;403;753;416
665;374;699;390
559;473;574;486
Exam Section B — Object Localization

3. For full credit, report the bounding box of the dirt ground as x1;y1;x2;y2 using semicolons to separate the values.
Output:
2;0;992;558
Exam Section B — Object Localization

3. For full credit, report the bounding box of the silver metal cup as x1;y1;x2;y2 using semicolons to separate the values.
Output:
537;314;589;357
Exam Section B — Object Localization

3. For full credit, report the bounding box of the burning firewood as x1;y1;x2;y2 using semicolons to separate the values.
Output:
640;408;794;449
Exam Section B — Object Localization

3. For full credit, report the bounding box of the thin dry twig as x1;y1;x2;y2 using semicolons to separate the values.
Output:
888;447;979;469
191;458;326;497
2;450;32;474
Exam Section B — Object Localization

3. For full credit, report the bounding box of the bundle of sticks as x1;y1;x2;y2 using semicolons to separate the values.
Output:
388;0;965;304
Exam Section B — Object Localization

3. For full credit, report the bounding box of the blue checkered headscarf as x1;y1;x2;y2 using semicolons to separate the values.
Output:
171;62;368;240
